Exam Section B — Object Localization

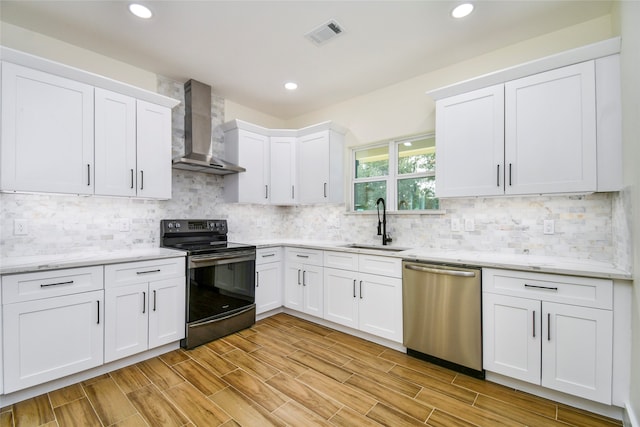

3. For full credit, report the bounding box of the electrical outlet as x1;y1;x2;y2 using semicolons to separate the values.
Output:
451;218;461;232
118;219;131;232
464;218;475;232
543;219;555;235
14;219;28;235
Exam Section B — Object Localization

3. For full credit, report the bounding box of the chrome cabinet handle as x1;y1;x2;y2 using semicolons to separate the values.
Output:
131;169;134;189
353;279;356;298
292;185;295;199
302;271;306;286
296;254;309;258
256;271;260;287
261;253;276;258
297;269;301;285
97;300;100;324
136;269;161;275
547;313;551;341
323;183;327;197
153;290;157;311
265;185;268;199
87;164;91;186
509;163;512;186
359;281;363;299
40;280;74;288
143;292;146;314
140;170;144;190
497;164;500;187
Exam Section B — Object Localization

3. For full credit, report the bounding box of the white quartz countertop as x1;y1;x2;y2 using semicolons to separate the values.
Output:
1;241;631;281
245;239;632;280
0;248;186;275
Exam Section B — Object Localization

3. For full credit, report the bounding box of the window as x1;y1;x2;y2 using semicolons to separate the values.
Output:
352;134;438;212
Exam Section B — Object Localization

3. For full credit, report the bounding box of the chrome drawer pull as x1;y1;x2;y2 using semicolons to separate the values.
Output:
524;284;558;291
296;254;309;258
136;269;161;275
261;253;276;258
40;280;74;288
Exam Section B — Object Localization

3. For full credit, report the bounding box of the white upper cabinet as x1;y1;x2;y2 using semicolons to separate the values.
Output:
430;39;622;198
504;61;596;195
94;88;137;197
297;129;344;204
1;62;95;195
136;100;173;199
435;84;505;197
223;120;345;205
270;136;297;205
0;48;179;199
225;128;270;204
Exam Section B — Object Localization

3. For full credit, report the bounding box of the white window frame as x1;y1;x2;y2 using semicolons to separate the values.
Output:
351;133;437;213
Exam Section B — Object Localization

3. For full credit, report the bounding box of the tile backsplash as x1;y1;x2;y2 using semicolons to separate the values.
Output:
0;76;631;272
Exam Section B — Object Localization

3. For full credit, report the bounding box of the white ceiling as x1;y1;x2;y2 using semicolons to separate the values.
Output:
0;1;613;119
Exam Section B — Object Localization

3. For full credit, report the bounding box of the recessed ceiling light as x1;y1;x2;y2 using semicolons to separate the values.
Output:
451;3;474;19
129;3;153;19
284;82;298;91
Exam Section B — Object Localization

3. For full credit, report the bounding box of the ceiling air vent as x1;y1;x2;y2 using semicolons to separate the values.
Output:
305;19;344;46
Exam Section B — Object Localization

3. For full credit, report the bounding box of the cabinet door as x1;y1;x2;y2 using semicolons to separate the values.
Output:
94;88;137;197
270;136;297;205
1;62;94;194
358;272;402;342
104;283;148;363
302;264;323;317
256;262;282;314
284;262;304;311
482;293;541;384
435;84;505;197
323;268;358;328
136;100;172;199
148;277;186;349
505;61;596;194
542;302;612;404
226;130;270;203
3;290;104;393
298;131;330;204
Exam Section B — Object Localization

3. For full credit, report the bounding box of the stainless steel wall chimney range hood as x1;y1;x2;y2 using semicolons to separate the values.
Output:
172;79;245;175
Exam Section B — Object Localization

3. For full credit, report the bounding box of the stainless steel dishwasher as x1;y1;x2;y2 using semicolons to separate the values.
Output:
402;260;483;378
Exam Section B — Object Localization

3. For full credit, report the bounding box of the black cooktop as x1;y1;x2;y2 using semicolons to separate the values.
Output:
160;219;255;255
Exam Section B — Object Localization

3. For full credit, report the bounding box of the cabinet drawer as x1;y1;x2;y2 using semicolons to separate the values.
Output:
482;268;612;309
256;247;282;265
2;266;103;303
324;251;358;271
105;257;185;288
285;247;323;266
359;255;402;278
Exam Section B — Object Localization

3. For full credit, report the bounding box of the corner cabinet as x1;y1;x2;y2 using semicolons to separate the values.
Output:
223;120;345;205
1;266;104;393
0;48;179;199
104;258;185;363
482;268;613;404
433;54;621;198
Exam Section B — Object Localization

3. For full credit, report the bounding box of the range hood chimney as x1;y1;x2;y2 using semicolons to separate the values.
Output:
172;79;245;175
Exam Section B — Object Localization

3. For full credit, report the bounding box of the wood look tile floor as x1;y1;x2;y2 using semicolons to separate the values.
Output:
0;313;623;427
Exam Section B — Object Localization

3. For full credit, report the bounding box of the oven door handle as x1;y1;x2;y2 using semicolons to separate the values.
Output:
188;305;256;327
189;251;256;268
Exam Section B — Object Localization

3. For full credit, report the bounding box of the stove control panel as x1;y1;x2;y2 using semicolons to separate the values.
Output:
161;219;228;235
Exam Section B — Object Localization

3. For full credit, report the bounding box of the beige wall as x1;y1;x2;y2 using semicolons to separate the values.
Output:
614;0;640;422
284;15;613;148
0;21;157;91
224;99;287;129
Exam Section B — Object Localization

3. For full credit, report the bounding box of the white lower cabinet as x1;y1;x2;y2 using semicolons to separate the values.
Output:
284;248;324;316
104;258;185;363
482;268;613;404
323;252;402;343
1;266;105;393
255;248;283;315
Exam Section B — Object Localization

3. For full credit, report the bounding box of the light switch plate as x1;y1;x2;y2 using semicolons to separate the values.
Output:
544;219;555;235
451;218;461;232
464;218;475;232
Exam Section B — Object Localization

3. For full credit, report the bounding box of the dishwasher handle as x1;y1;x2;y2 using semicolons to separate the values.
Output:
404;264;477;278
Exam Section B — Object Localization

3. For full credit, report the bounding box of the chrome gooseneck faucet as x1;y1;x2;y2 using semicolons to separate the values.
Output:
376;197;392;246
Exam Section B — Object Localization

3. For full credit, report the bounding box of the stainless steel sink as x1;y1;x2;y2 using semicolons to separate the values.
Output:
340;244;408;252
